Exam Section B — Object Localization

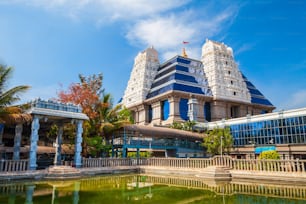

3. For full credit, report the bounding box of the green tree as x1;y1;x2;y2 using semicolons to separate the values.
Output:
96;94;131;137
58;73;133;157
258;150;280;160
170;120;196;131
202;127;233;156
0;65;31;146
85;136;111;157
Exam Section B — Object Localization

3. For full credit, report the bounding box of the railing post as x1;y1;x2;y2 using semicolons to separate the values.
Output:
296;159;300;172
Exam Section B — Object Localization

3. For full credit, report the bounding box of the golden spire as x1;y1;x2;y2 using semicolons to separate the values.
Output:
182;47;188;58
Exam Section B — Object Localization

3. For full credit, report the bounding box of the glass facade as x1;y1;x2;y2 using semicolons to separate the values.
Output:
230;116;306;147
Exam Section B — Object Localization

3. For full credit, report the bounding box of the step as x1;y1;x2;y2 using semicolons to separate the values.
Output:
46;166;81;180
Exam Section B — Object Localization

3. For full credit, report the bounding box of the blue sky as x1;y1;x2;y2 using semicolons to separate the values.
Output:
0;0;306;111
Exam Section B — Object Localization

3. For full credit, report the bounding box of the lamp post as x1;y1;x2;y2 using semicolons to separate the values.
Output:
221;135;223;158
220;119;225;159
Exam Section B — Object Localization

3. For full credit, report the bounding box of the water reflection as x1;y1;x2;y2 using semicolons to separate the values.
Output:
0;175;306;203
25;185;35;204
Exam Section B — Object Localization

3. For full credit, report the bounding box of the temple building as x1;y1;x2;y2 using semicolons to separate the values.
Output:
121;39;275;125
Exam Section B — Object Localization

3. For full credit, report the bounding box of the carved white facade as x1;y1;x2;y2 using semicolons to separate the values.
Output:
201;39;251;103
122;47;160;108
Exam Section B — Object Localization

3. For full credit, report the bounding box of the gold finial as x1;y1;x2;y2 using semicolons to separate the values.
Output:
182;47;188;58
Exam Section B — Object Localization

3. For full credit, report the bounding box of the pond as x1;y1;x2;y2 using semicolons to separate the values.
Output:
0;174;306;204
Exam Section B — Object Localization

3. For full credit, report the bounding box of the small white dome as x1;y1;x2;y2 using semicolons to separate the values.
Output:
227;47;233;55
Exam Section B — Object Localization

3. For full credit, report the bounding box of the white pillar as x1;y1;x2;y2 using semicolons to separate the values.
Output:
188;98;198;121
13;124;23;160
74;120;83;168
54;125;63;166
29;115;40;170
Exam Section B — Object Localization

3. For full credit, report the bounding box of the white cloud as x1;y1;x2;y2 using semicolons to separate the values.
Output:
2;0;190;22
235;43;256;55
126;5;240;60
126;14;196;50
280;90;306;110
3;0;240;60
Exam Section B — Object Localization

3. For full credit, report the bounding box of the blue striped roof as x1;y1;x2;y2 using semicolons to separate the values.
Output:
242;74;274;106
146;56;212;99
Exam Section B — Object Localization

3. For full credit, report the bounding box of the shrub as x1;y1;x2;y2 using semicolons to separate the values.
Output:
258;150;280;160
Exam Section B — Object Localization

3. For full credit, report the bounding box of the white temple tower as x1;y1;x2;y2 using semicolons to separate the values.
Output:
122;47;160;108
201;39;251;103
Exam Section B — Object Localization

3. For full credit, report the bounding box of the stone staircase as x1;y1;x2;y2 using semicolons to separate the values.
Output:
196;166;231;181
45;166;81;180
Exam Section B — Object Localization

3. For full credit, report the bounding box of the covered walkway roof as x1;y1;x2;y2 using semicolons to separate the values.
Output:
26;98;89;121
123;125;204;140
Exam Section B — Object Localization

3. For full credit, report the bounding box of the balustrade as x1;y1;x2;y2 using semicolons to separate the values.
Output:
82;157;306;174
0;159;28;172
0;157;305;174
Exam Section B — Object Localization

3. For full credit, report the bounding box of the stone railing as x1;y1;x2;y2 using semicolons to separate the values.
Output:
82;158;136;168
0;159;29;172
232;158;306;172
82;156;306;173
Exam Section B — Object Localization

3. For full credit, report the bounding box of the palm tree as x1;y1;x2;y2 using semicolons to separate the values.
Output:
85;94;131;157
0;65;31;160
97;93;132;137
0;65;30;123
0;65;30;112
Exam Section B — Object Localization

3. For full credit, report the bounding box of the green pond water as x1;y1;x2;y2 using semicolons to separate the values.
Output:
0;174;306;204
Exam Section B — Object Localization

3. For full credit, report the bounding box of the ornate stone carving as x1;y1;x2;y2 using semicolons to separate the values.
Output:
122;47;160;108
201;39;251;103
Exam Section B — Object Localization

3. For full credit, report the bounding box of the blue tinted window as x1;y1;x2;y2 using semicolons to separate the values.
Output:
229;115;306;147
